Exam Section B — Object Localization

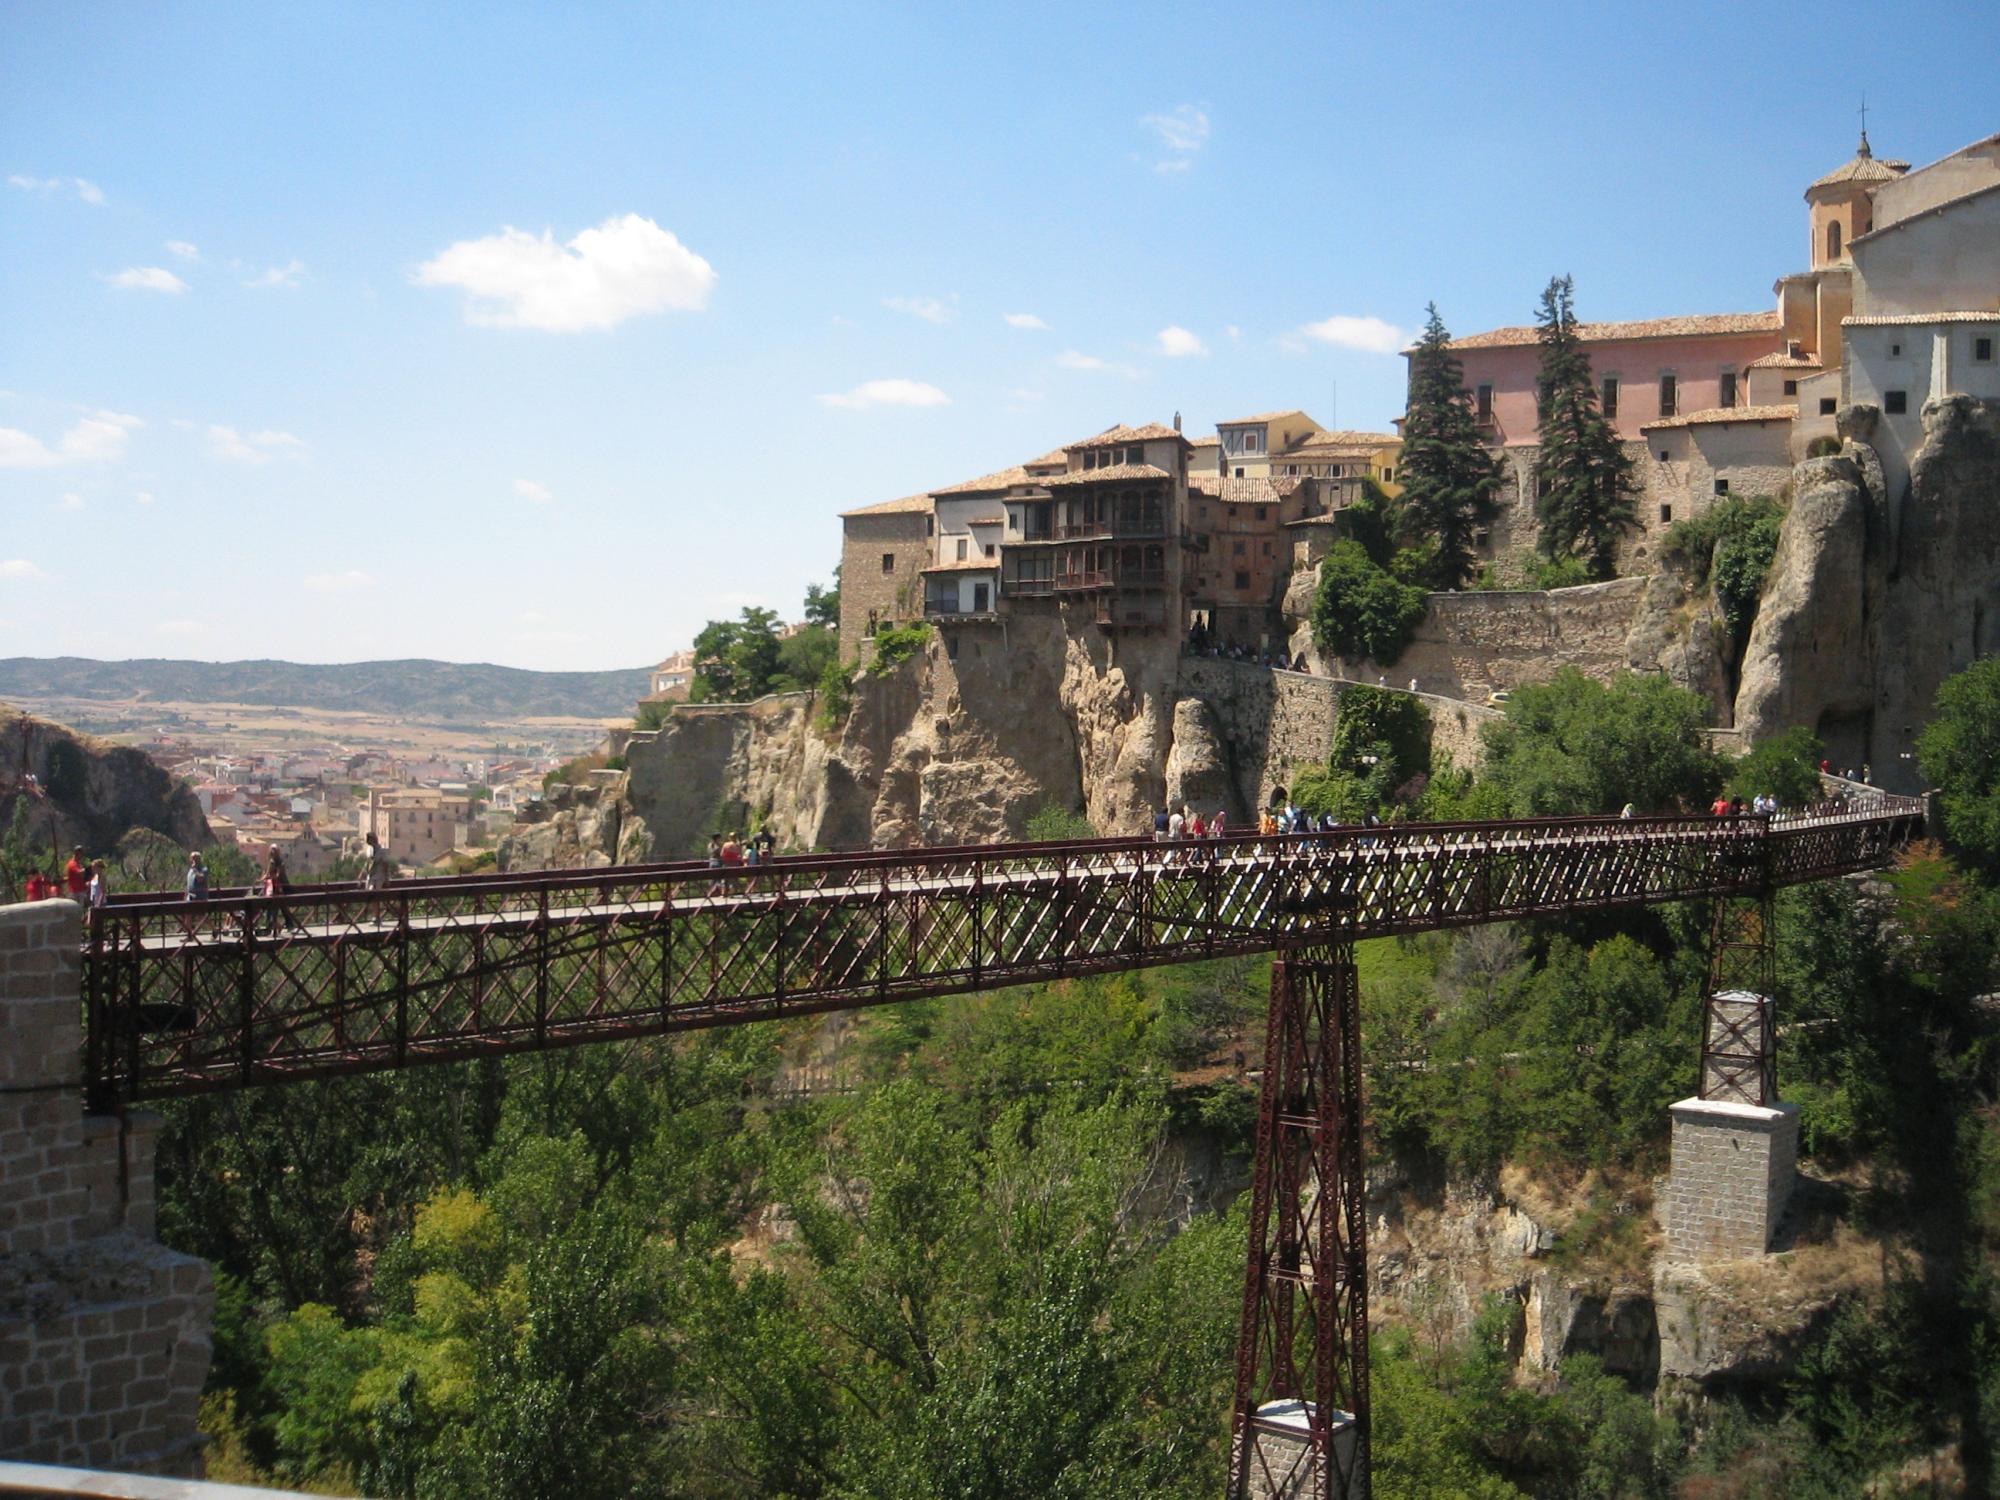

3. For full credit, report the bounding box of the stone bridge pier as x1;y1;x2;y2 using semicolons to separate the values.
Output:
1663;989;1800;1261
0;900;213;1475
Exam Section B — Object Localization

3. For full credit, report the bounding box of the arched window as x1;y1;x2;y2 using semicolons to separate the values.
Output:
1827;220;1842;260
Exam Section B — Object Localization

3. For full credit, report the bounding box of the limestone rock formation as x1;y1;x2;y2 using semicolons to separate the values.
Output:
1735;397;2000;783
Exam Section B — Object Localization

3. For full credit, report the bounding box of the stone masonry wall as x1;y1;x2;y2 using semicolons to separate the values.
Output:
0;900;213;1476
1663;1099;1800;1262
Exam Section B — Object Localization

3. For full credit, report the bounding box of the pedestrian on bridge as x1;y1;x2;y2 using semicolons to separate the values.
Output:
183;851;208;901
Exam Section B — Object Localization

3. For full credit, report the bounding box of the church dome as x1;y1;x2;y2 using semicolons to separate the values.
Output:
1807;132;1911;196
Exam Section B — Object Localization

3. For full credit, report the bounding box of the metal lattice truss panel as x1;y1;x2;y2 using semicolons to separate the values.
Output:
84;800;1923;1104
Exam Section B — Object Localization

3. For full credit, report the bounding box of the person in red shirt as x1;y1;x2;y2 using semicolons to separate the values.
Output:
720;833;745;867
64;847;90;897
24;871;50;901
1711;795;1733;817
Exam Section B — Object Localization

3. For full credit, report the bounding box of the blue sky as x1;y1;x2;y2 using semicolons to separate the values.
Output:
4;1;1995;672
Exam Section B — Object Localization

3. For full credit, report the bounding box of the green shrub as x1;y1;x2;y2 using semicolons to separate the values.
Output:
1310;540;1428;663
1806;434;1841;458
1726;726;1824;806
867;621;931;676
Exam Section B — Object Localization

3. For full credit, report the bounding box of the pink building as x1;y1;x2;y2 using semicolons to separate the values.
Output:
1449;311;1786;449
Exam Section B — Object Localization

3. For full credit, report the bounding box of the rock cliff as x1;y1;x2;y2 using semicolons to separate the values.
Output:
1735;396;2000;784
0;706;211;877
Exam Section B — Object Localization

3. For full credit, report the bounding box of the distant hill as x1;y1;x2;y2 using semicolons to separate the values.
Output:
0;657;652;720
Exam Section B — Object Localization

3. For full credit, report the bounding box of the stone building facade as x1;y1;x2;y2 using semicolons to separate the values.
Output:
836;493;933;661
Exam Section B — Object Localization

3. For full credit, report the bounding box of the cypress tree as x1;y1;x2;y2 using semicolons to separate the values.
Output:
1533;276;1635;580
1398;304;1502;590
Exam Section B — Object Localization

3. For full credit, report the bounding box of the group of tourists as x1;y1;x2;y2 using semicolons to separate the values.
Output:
1819;758;1872;784
17;846;108;908
1185;624;1311;674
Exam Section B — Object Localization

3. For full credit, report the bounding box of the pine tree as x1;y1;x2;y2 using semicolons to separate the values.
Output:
1398;304;1503;590
1533;276;1635;580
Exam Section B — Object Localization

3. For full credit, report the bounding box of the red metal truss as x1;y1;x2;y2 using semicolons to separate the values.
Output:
1701;893;1778;1106
81;800;1921;1107
1229;947;1367;1500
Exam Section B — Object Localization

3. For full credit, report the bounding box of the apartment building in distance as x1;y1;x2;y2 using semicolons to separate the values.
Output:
366;786;477;868
837;492;934;660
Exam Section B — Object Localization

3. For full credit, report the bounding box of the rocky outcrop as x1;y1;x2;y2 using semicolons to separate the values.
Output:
498;779;623;870
0;707;210;870
1735;397;2000;785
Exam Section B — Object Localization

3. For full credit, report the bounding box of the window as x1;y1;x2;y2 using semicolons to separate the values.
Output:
955;538;967;561
1827;221;1841;260
881;553;895;574
1659;504;1673;524
1889;342;1902;358
1719;372;1737;409
1330;464;1344;478
1885;389;1908;414
1659;449;1670;462
1382;467;1394;482
1129;445;1144;463
1255;506;1267;521
1819;397;1837;415
1234;571;1251;590
1262;541;1273;557
1234;467;1245;479
1285;464;1299;476
984;543;995;558
1244;432;1260;452
1783;379;1799;396
1658;373;1677;417
1233;539;1246;556
1601;376;1619;416
1714;478;1729;496
1476;384;1493;420
1975;336;1994;363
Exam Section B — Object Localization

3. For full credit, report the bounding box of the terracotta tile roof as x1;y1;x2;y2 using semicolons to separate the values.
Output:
1066;421;1186;449
1279;428;1401;454
1218;409;1313;427
1186;473;1221;496
1043;462;1173;487
920;557;1000;574
1447;310;1782;351
1188;435;1220;448
1641;404;1797;431
1746;351;1822;370
1842;309;2000;326
1808;139;1911;192
1024;446;1071;470
932;464;1034;495
839;491;934;518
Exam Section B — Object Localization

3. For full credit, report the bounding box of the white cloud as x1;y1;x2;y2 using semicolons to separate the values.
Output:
303;569;374;594
1298;314;1407;355
1155;325;1208;358
1141;105;1210;172
513;478;553;503
1004;312;1048;330
815;378;951;411
105;266;189;294
883;295;955;325
0;559;48;580
413;213;717;332
164;240;200;262
207;425;305;464
57;492;84;512
8;175;102;203
0;413;138;469
135;490;156;504
1056;350;1142;378
1226;324;1243;341
244;258;307;289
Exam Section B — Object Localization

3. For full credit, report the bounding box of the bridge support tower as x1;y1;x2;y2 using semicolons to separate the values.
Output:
0;900;213;1475
1664;896;1799;1260
1229;946;1368;1500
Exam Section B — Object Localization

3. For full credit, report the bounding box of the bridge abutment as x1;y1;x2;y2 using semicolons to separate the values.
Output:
0;900;213;1475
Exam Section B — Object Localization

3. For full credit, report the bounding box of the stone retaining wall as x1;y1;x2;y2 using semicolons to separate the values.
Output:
0;901;213;1477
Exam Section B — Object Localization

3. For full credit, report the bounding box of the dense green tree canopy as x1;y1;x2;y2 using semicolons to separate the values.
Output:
1921;655;2000;878
1310;540;1428;664
1479;667;1721;816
